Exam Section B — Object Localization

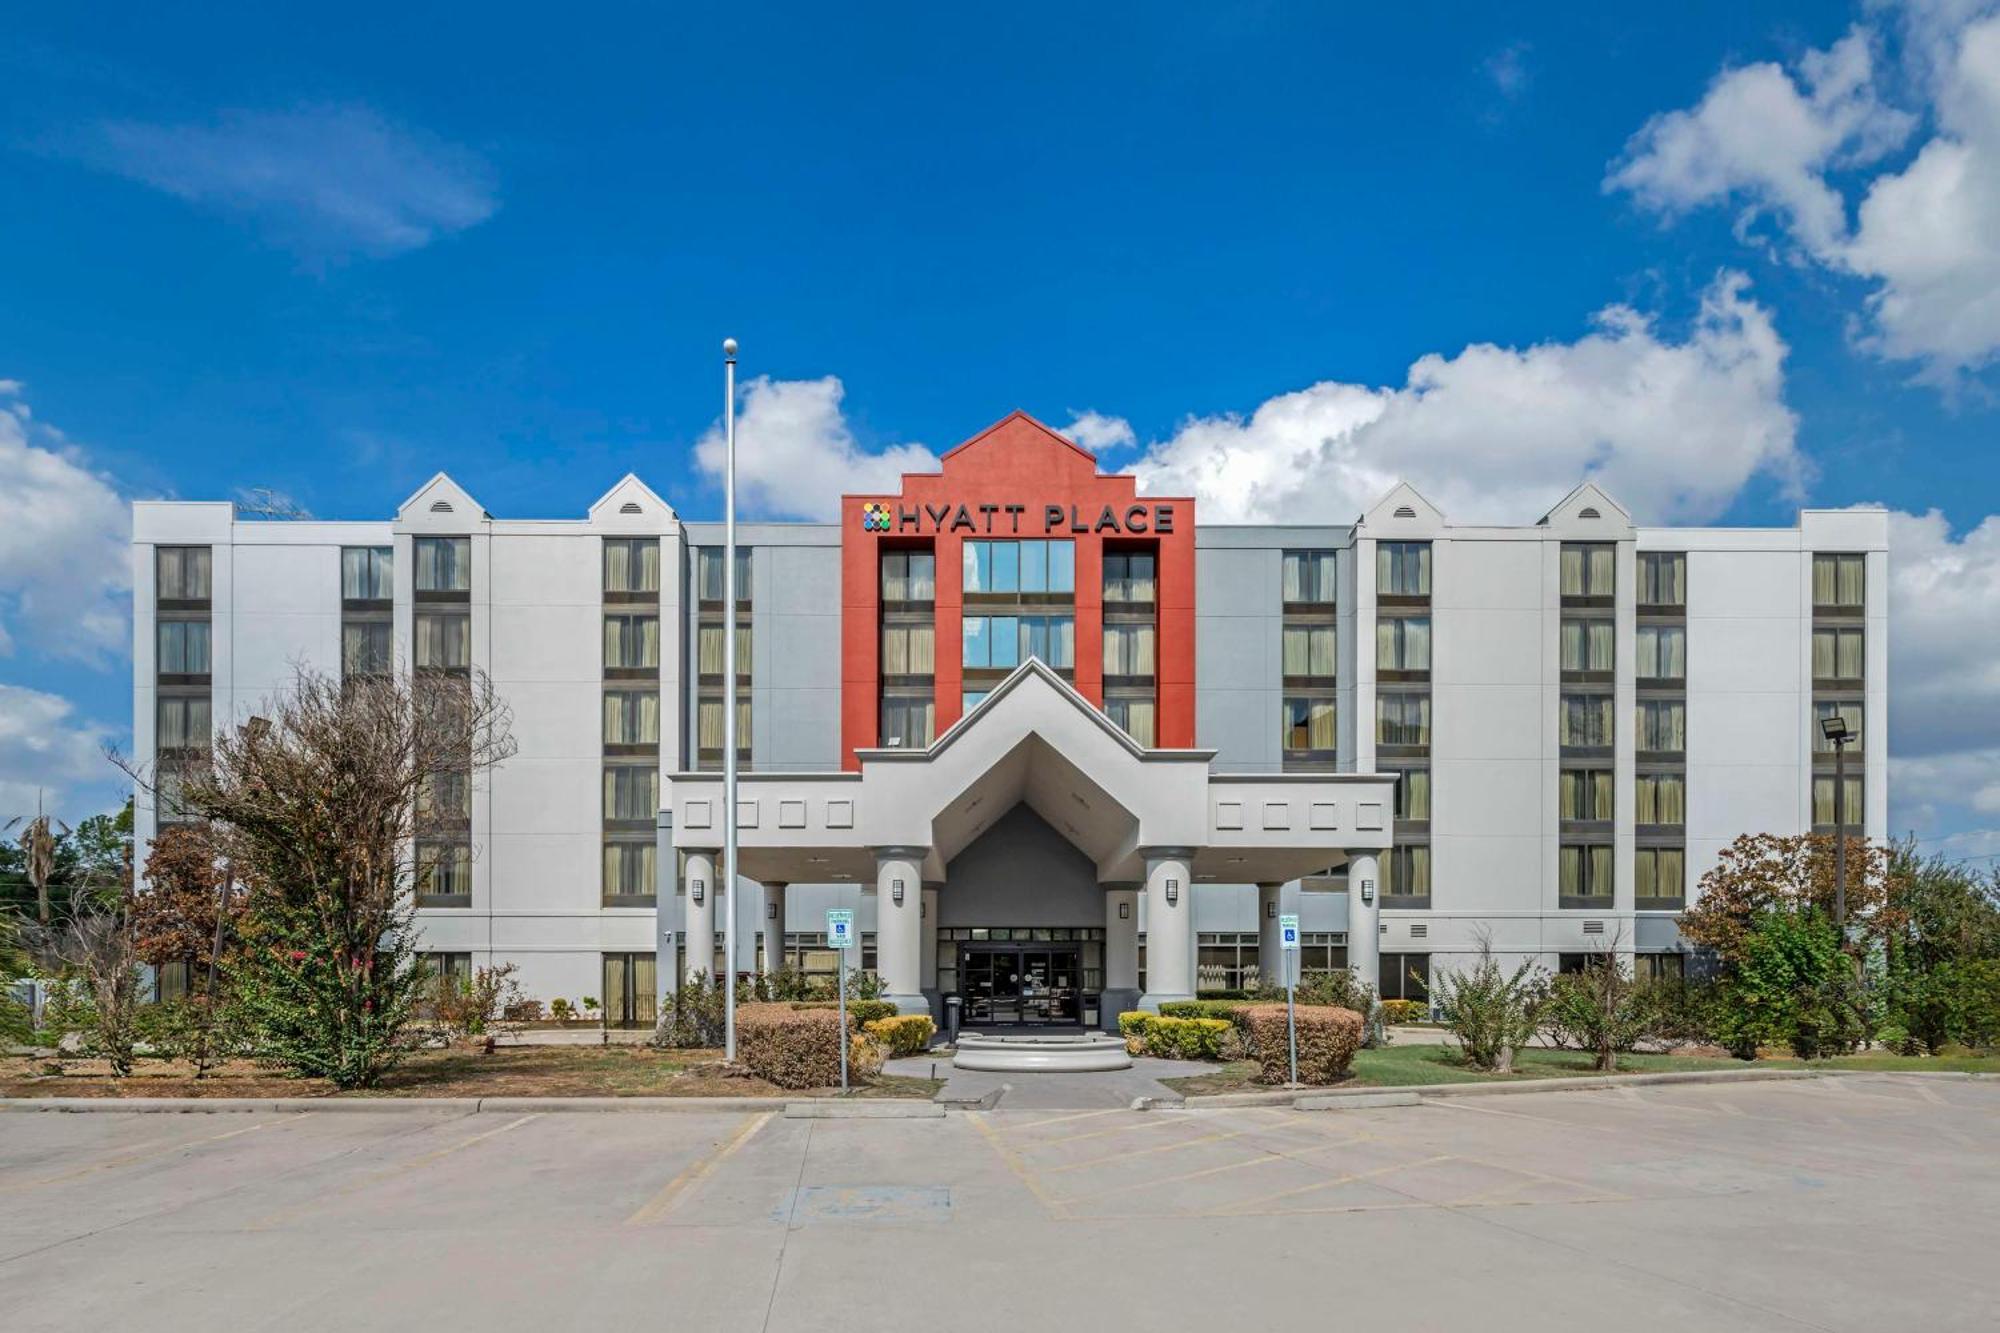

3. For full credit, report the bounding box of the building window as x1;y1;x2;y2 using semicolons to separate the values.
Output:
417;770;471;825
1560;543;1616;600
880;694;936;748
1812;627;1865;683
1376;542;1431;597
965;614;1076;670
157;620;212;675
1377;694;1432;748
1389;766;1431;822
1637;952;1687;982
342;547;394;601
964;689;990;714
1378;953;1431;1003
1559;843;1614;906
881;623;936;675
1634;700;1686;754
1635;773;1685;826
415;612;470;670
1813;774;1864;827
603;538;661;595
963;539;1075;595
1559;769;1614;822
1282;550;1337;605
602;842;657;905
1638;551;1686;609
1559;694;1614;748
603;765;659;823
696;623;751;678
604;690;662;746
1812;553;1865;610
1386;845;1431;905
1100;622;1154;677
1198;932;1261;992
1283;623;1337;679
881;549;937;602
1375;616;1431;673
1298;932;1349;978
414;537;470;594
603;613;661;670
1560;618;1614;674
416;841;472;905
1636;848;1685;910
157;546;213;602
1104;551;1157;603
342;621;393;677
1636;625;1686;681
696;696;749;757
1813;701;1863;751
697;548;752;604
156;695;212;752
602;952;659;1027
1282;697;1336;754
1105;694;1156;746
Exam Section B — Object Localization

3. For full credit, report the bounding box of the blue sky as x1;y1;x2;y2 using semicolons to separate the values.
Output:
2;2;1998;861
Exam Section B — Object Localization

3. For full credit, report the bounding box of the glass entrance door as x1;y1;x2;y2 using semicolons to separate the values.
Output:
959;944;1083;1026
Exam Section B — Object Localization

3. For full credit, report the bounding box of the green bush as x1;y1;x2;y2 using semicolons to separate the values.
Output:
654;972;727;1048
1433;946;1547;1072
1143;1016;1232;1060
1713;909;1872;1059
790;998;897;1028
1157;1000;1249;1021
737;1002;855;1088
864;1014;936;1056
1380;998;1428;1025
1237;1003;1362;1084
1296;970;1378;1015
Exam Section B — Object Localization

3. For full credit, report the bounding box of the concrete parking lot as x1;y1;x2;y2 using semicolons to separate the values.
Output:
2;1076;1994;1332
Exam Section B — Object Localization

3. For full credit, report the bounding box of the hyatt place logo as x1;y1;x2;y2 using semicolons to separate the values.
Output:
861;502;894;532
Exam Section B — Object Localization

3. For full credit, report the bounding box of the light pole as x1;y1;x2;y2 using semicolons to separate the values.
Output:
1819;711;1853;929
722;337;740;1064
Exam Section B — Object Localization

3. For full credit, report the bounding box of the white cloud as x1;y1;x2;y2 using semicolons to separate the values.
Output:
0;383;129;665
1061;410;1136;454
1610;5;2000;381
695;375;937;520
0;683;117;825
1128;271;1800;524
82;103;496;259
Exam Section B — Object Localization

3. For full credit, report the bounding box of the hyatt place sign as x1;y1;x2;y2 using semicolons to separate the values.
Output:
861;501;1178;536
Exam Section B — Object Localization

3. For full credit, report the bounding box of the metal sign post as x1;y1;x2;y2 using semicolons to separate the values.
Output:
1280;913;1301;1087
827;909;855;1093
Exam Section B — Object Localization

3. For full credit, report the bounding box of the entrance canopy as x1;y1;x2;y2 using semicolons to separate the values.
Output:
665;658;1394;883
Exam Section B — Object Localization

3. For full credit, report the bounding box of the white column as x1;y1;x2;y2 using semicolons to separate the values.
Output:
1257;882;1286;990
683;848;718;983
1103;885;1140;1026
919;886;940;994
761;882;788;977
1138;848;1195;1010
872;848;927;1015
1346;851;1381;1004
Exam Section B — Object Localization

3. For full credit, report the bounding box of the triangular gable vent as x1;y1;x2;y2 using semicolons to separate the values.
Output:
619;502;644;515
1578;507;1602;520
1393;505;1417;519
430;500;454;514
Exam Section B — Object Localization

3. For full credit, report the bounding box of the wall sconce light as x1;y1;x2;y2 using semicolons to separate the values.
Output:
1165;879;1179;906
1119;901;1131;920
691;880;705;905
1361;878;1375;905
892;878;905;905
766;902;776;920
1266;900;1276;919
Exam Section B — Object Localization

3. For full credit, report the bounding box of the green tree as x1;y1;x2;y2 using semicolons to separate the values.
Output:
1713;909;1871;1059
1882;847;2000;1052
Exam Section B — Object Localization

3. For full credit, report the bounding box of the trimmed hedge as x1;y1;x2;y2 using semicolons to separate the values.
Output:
789;999;898;1029
1237;1003;1363;1085
1116;1011;1231;1060
1381;998;1429;1025
1158;1000;1251;1021
737;1003;850;1088
864;1014;936;1057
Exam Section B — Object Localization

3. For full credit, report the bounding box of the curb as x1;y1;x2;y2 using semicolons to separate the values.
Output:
0;1094;932;1115
783;1100;946;1119
1175;1064;1829;1111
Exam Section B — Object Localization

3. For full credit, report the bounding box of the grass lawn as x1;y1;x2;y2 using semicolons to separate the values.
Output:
0;1045;943;1101
1161;1043;1999;1096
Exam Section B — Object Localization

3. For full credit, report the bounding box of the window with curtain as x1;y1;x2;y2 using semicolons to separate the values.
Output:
1282;697;1336;752
342;621;391;676
697;623;752;676
158;620;211;674
1560;543;1616;598
1376;616;1431;672
881;623;936;675
1635;700;1686;753
1636;773;1686;825
1376;694;1432;747
418;770;471;823
1636;848;1685;905
1812;553;1865;609
156;696;212;751
1107;696;1156;746
341;547;393;600
414;537;470;593
1376;542;1431;597
415;613;470;669
1559;769;1614;821
697;548;753;603
603;765;659;822
1813;774;1864;825
1812;627;1865;681
1282;624;1336;678
1102;622;1155;676
1813;701;1863;751
962;540;1075;594
1638;551;1686;607
603;538;661;594
1559;844;1614;902
1560;618;1614;673
1559;694;1614;747
1636;625;1686;680
1282;550;1338;604
880;695;935;748
1104;551;1157;603
604;690;661;745
880;550;937;601
603;614;661;669
602;842;657;899
696;696;749;752
157;546;213;601
417;842;472;899
1388;845;1431;898
1391;767;1431;821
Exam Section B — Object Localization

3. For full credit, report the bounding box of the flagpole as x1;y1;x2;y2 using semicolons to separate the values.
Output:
722;336;740;1064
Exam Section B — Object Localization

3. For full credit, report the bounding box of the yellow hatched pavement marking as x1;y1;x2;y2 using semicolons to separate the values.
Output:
625;1112;773;1225
1001;1108;1125;1135
1060;1147;1290;1205
1039;1125;1267;1176
3;1117;294;1192
1210;1153;1457;1215
968;1111;1066;1217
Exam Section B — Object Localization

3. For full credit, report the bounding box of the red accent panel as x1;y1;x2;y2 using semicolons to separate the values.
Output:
840;412;1197;768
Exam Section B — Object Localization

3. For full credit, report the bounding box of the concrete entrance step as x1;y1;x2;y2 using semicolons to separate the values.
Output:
953;1032;1133;1073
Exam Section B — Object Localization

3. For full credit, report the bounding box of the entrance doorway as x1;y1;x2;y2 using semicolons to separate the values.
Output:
959;944;1085;1026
